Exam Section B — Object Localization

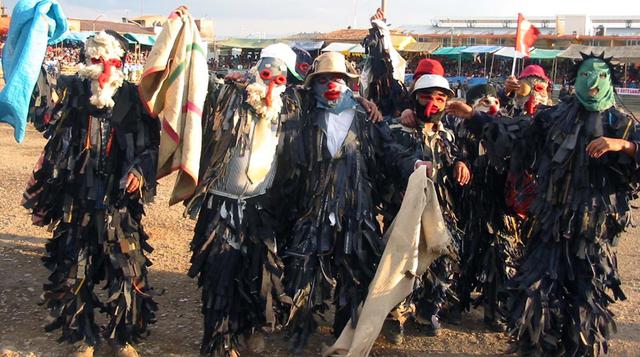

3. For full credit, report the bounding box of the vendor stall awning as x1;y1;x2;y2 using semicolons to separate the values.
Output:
400;42;440;54
289;40;325;51
460;45;502;54
493;46;526;59
432;46;467;56
529;48;562;60
558;44;640;61
124;33;157;47
322;42;360;53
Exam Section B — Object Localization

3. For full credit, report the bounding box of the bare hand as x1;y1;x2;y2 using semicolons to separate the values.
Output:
586;137;635;158
370;8;385;22
453;161;471;186
415;160;434;177
125;173;141;193
357;97;383;122
400;108;417;127
504;75;520;95
445;101;473;119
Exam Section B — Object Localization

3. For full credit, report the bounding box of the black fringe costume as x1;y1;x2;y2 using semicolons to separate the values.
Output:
465;98;640;356
185;81;301;356
282;101;415;351
451;116;523;327
22;77;160;346
385;117;464;330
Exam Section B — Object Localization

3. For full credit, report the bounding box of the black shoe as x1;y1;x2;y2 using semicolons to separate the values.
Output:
423;322;441;337
383;320;405;345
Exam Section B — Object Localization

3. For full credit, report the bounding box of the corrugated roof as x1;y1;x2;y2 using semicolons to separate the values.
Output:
217;38;281;49
558;44;640;61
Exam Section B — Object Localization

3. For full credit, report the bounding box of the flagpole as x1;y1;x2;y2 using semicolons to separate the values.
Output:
511;53;517;76
512;13;521;76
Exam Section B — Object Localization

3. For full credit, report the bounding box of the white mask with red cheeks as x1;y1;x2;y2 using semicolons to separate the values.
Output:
472;95;501;116
313;74;350;107
77;31;125;109
246;57;288;121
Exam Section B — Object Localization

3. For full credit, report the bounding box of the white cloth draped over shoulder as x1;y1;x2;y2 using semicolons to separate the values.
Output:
323;165;452;357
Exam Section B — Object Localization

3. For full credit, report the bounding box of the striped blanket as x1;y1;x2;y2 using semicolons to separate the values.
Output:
139;8;208;205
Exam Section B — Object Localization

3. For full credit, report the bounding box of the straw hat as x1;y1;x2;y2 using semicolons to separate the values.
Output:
304;51;359;87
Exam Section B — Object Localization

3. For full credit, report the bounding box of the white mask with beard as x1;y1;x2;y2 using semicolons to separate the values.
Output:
77;31;126;109
245;57;288;122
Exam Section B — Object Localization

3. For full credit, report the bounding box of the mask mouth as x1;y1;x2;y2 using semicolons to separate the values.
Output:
324;90;342;101
589;87;600;97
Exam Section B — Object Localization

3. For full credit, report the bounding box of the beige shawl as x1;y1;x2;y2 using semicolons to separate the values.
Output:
323;165;452;357
139;9;208;205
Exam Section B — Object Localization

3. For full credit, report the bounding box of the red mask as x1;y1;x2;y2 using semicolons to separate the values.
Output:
91;57;123;89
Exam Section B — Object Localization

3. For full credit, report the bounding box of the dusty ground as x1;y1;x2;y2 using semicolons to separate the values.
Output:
0;123;639;357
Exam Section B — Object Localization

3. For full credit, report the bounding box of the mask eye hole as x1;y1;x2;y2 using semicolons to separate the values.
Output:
91;57;101;64
260;69;272;80
299;63;310;72
273;75;287;85
318;77;328;84
599;72;607;79
534;84;545;92
581;72;589;77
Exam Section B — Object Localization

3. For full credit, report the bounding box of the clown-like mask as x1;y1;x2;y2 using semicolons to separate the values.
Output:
76;31;125;109
313;74;349;106
472;95;500;116
575;58;615;112
515;77;549;116
414;88;448;123
246;57;288;120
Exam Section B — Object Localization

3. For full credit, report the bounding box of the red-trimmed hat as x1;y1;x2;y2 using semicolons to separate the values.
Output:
518;64;551;84
414;59;445;80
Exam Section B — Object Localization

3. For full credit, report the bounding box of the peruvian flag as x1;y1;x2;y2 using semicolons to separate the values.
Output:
515;13;540;57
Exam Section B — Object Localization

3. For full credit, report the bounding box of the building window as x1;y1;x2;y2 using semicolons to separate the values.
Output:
466;38;476;45
626;40;639;46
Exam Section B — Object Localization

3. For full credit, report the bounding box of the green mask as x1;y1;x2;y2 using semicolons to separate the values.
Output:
575;58;615;112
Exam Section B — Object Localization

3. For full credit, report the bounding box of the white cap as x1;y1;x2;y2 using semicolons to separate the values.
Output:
412;74;455;97
260;43;301;80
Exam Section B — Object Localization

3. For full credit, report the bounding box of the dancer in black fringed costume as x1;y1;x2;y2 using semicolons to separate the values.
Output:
448;53;640;356
282;51;418;353
384;61;470;338
184;44;304;357
451;84;523;332
22;31;159;357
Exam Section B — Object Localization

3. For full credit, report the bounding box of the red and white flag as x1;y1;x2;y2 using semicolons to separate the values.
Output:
515;13;540;57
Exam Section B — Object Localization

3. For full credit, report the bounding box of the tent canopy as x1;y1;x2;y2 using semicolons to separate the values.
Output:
391;35;416;51
400;42;440;54
493;47;526;59
529;48;562;60
289;40;325;51
557;44;640;61
124;33;156;47
322;42;359;53
432;46;467;56
460;45;502;54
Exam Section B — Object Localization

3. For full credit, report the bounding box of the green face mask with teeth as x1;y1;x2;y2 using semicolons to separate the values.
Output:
575;58;615;112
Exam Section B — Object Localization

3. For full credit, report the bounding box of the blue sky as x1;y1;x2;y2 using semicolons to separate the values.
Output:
5;0;638;36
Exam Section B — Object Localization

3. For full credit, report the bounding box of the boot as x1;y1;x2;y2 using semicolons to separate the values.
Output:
382;319;405;345
70;343;95;357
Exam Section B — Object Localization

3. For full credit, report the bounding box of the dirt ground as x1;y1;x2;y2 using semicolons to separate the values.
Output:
0;124;639;357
